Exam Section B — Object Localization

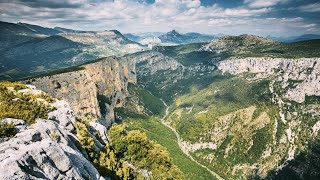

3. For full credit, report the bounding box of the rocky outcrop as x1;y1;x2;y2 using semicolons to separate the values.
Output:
123;51;183;75
0;99;105;180
216;57;320;103
24;56;136;124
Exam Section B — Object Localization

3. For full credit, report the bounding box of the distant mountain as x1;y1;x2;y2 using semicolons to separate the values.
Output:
61;30;144;51
17;22;61;35
0;21;44;50
0;21;86;51
53;27;86;33
267;34;320;43
159;30;215;44
290;34;320;42
124;33;141;42
185;32;216;42
124;32;164;45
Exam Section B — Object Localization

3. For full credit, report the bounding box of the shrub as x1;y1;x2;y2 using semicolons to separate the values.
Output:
0;82;55;124
50;132;60;141
0;122;16;138
0;81;27;91
108;124;182;179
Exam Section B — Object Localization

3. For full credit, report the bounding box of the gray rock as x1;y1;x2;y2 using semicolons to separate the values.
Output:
0;119;101;180
48;100;76;132
216;57;320;103
89;121;109;144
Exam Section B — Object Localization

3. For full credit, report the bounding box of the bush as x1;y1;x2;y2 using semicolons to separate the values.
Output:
50;132;60;141
0;82;55;124
108;124;182;179
0;122;16;138
0;81;27;91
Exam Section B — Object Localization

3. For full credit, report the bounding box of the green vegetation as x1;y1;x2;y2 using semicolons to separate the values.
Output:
108;124;182;179
305;95;320;104
170;76;273;142
287;79;304;89
140;69;231;104
153;43;217;66
50;132;60;141
0;81;27;90
0;122;16;138
268;137;320;179
75;118;182;180
0;82;56;124
115;83;165;119
157;72;280;178
247;124;273;163
153;43;206;57
124;117;215;180
128;83;165;115
215;38;320;58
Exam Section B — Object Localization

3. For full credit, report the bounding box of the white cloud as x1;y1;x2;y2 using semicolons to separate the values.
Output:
299;3;320;12
0;0;318;36
244;0;288;8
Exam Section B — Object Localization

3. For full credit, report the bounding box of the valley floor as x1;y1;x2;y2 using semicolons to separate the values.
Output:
160;99;224;180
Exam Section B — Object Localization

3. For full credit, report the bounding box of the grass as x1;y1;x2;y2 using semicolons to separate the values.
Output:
124;117;215;180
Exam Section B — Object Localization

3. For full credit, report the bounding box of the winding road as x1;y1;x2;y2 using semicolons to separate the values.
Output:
160;99;224;180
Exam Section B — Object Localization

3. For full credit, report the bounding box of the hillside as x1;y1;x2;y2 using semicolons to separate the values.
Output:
0;21;44;51
200;34;280;53
0;21;146;81
159;30;215;44
201;35;320;58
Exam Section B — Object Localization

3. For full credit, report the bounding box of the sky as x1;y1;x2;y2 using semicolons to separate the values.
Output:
0;0;319;37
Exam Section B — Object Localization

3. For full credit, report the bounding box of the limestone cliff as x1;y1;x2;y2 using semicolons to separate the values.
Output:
24;56;136;125
23;52;181;125
217;57;320;103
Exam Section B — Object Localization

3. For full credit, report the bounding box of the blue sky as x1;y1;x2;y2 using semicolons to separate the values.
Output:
0;0;319;37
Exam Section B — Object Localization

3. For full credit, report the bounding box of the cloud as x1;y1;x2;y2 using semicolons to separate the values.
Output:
0;0;318;36
0;0;85;9
244;0;288;8
298;3;320;12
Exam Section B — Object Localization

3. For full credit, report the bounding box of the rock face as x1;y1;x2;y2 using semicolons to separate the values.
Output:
24;56;136;124
23;52;180;125
124;51;183;75
217;57;320;103
0;100;103;180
